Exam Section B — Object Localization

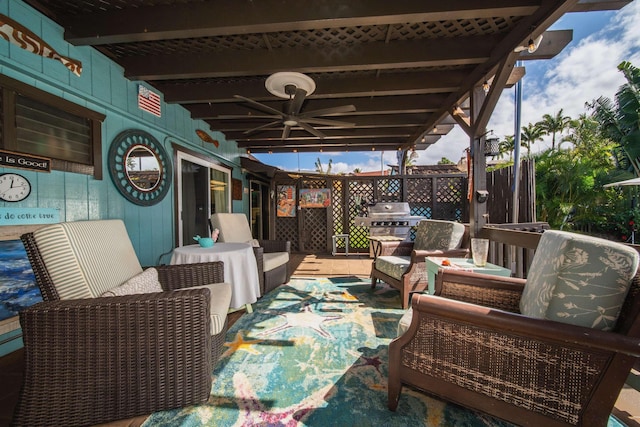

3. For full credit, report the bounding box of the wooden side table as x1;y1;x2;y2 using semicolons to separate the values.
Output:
424;256;512;295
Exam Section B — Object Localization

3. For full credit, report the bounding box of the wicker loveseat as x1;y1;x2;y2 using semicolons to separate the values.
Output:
388;230;640;426
371;219;469;308
210;213;291;295
12;220;232;427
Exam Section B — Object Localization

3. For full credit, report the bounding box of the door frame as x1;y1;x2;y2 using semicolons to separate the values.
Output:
174;147;232;247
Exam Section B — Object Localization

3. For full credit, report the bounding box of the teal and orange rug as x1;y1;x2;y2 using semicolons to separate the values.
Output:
143;277;626;426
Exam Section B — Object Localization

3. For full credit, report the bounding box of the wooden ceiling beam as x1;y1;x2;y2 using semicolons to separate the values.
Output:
190;94;447;118
53;0;540;45
121;36;499;80
158;69;471;103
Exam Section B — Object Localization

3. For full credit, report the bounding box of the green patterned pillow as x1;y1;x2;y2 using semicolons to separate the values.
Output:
520;230;639;331
413;220;465;251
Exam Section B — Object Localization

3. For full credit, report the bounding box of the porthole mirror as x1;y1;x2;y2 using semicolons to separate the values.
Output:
108;129;171;206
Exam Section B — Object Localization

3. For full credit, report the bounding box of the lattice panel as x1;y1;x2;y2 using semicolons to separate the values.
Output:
275;216;298;251
377;178;402;202
407;177;433;203
302;208;327;252
331;179;344;231
433;176;464;220
103;16;520;58
347;180;374;252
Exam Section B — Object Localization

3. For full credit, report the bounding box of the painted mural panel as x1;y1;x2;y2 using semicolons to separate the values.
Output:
0;239;41;321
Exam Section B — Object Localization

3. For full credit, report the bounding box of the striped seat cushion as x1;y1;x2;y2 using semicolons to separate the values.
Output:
32;220;143;299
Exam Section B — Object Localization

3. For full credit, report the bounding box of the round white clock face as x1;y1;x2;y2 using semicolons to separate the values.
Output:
0;173;31;202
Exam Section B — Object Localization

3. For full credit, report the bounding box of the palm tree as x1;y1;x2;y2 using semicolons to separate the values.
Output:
589;61;640;175
520;123;544;157
315;157;333;174
537;109;571;150
497;135;515;160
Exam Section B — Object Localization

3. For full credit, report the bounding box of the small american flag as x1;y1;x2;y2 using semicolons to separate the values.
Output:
138;85;161;117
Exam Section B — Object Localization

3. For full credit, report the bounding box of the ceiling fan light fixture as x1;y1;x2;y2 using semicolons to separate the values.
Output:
265;72;316;99
283;118;298;126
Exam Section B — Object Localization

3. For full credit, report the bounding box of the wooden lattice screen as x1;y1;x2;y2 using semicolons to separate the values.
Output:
270;164;533;254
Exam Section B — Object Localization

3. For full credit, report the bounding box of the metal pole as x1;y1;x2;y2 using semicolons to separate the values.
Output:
512;60;522;224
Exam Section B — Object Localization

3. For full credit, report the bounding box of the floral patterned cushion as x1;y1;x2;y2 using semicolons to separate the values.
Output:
375;256;411;280
413;220;465;251
520;230;639;331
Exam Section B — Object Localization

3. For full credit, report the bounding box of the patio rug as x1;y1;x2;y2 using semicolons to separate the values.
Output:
143;277;626;427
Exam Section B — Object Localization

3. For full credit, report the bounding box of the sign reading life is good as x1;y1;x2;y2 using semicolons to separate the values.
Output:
0;150;51;172
0;208;60;225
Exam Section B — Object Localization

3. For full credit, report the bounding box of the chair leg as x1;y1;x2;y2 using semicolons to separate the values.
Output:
245;303;253;313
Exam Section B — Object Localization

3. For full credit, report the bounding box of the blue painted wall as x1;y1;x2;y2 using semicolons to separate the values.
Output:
0;1;249;354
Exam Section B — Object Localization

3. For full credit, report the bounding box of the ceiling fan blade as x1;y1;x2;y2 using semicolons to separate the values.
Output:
234;95;284;116
298;104;356;118
298;117;356;127
299;122;326;139
244;120;282;135
216;114;280;120
282;125;291;140
289;88;307;115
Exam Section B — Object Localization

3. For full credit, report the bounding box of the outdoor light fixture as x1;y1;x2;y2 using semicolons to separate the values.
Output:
484;136;500;157
482;80;490;93
421;136;426;143
432;125;438;133
527;38;536;53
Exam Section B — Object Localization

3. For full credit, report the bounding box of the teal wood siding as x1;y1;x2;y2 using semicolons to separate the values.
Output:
0;1;249;266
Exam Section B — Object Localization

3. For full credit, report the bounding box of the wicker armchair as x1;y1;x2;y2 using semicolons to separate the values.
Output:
371;219;469;308
210;213;291;295
388;230;640;427
12;220;232;427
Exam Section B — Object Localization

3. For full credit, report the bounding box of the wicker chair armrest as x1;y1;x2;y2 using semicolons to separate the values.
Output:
378;241;414;256
435;268;525;312
403;294;640;357
156;261;224;290
411;248;470;261
14;289;212;427
252;246;265;292
259;239;291;254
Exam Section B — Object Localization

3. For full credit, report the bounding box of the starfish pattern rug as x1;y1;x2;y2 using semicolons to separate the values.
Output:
143;277;626;427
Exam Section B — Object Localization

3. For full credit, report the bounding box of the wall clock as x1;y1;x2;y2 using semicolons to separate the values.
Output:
0;173;31;202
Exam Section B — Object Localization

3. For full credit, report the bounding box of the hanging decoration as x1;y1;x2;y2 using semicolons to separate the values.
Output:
196;129;219;147
138;85;161;117
0;14;82;76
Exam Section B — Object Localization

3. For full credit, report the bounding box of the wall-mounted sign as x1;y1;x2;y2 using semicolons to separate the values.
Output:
277;185;296;217
0;208;59;226
0;150;51;172
299;188;331;208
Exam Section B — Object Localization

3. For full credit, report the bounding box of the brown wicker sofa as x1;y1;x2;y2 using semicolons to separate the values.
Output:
12;220;232;427
388;230;640;427
371;219;469;308
210;213;292;295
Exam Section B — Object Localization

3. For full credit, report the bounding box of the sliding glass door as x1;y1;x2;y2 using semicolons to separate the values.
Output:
176;151;230;246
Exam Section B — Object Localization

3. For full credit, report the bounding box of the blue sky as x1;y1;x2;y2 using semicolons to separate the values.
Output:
253;3;640;174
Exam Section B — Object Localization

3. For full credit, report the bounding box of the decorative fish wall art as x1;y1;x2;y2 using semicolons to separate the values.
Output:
196;129;219;147
0;14;82;76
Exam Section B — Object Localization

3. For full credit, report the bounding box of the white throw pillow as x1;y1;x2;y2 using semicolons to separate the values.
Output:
101;267;163;296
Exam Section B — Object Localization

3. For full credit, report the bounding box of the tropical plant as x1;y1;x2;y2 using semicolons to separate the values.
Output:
437;157;455;165
537;109;571;150
588;61;640;176
497;135;515;160
520;122;545;157
315;157;333;174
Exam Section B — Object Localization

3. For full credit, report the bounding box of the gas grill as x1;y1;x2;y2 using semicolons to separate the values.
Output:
353;202;426;257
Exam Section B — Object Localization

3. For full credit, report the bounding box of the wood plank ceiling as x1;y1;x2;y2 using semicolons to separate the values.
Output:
24;0;630;153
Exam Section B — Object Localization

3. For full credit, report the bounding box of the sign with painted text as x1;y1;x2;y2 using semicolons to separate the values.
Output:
0;150;51;172
0;208;59;225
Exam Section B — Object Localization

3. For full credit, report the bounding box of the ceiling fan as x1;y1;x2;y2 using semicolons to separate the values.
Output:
222;72;356;140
